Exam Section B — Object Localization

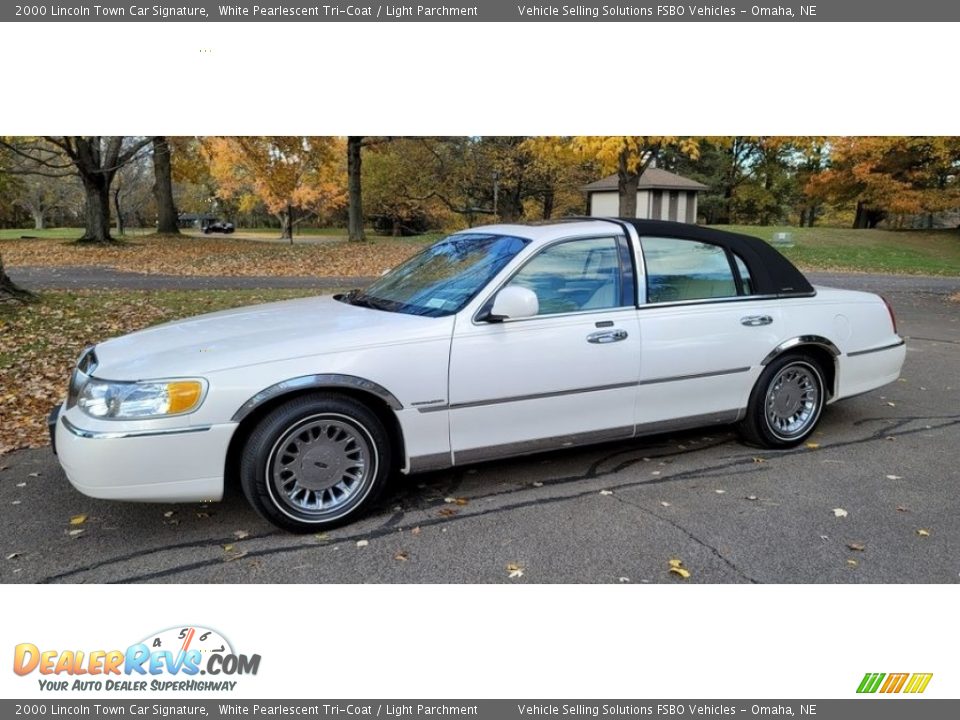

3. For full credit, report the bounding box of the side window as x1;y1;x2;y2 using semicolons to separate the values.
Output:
507;237;623;315
642;237;738;304
733;253;754;295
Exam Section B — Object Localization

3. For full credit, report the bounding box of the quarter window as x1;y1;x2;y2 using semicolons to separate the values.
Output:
733;253;754;295
506;237;623;315
642;237;738;304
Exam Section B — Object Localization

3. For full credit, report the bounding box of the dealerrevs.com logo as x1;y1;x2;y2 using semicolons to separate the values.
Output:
13;626;261;692
857;672;933;694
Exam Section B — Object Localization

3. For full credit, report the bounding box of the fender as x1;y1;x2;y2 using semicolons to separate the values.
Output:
231;373;403;422
761;335;840;366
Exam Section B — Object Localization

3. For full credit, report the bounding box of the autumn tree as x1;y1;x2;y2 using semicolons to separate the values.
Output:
0;136;154;243
571;136;704;217
0;152;35;303
203;136;346;241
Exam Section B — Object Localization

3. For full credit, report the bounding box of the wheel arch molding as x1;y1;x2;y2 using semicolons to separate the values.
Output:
760;335;840;398
231;373;404;423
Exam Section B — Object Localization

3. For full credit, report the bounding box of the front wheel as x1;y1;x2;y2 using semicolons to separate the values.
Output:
737;354;826;448
239;393;392;532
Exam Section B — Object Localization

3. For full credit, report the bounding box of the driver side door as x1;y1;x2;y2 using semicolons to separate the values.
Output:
446;236;641;464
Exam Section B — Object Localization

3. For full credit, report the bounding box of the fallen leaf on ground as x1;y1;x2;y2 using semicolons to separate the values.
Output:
69;514;87;526
233;530;250;540
5;552;20;560
67;528;85;537
805;442;820;449
356;539;369;548
410;527;421;536
599;490;614;496
444;497;469;505
394;551;409;562
15;482;26;488
222;544;234;552
224;550;248;562
886;475;903;480
746;495;758;501
832;508;848;518
27;472;41;478
896;506;910;513
714;489;726;494
314;533;328;541
660;501;671;507
532;481;543;487
195;511;211;518
847;559;859;567
886;401;896;407
438;507;459;517
618;577;630;583
917;529;930;537
651;471;661;476
668;558;691;579
163;510;175;518
506;563;524;579
847;542;866;552
752;457;766;464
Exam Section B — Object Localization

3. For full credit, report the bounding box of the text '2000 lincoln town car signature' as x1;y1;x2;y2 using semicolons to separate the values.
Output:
50;219;906;531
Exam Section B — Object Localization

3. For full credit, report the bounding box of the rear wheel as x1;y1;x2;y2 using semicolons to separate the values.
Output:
738;353;826;448
239;393;392;532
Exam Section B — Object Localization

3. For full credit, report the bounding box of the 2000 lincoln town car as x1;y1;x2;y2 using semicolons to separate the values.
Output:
50;219;906;531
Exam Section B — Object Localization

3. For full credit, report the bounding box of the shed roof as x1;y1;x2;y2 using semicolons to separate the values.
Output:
582;168;709;193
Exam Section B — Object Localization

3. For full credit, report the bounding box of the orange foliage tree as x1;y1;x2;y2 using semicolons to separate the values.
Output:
571;136;704;216
203;136;345;240
807;137;960;228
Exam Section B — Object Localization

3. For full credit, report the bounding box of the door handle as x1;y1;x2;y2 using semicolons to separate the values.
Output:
741;315;773;327
587;329;628;344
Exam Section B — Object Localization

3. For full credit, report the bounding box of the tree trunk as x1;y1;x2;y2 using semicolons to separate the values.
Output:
79;173;114;243
618;173;639;218
0;253;37;304
153;136;180;235
541;188;555;220
113;187;124;236
280;204;294;242
347;136;365;241
32;209;45;230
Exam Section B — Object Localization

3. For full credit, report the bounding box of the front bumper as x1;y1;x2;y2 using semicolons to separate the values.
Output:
53;408;237;503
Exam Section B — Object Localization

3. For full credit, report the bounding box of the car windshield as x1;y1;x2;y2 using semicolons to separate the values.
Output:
338;233;529;317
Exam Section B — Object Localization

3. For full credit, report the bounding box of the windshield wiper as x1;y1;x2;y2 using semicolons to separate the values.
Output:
338;289;395;312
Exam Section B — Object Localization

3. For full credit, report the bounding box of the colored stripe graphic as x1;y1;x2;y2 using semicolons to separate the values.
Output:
857;673;885;693
857;672;932;694
904;673;934;694
880;673;909;693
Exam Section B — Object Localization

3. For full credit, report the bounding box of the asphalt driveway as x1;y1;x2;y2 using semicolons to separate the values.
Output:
0;272;957;584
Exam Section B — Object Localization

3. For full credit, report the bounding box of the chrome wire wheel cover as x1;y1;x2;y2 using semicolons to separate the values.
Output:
267;414;374;518
764;363;821;439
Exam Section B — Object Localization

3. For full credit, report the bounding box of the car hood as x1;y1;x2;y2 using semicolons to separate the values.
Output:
91;295;449;380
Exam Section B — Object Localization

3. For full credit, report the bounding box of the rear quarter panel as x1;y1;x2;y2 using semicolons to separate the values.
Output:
777;286;903;400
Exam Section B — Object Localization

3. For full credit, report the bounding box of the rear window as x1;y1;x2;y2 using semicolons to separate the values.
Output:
642;237;738;304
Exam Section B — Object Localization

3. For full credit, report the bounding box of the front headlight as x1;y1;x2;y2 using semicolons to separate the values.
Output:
77;378;207;420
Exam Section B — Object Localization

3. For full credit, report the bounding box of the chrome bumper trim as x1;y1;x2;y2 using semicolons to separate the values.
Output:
61;416;212;440
846;338;906;357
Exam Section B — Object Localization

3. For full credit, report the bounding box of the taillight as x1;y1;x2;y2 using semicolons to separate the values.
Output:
880;295;898;334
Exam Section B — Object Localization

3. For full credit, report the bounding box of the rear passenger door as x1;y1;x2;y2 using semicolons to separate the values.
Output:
634;236;782;431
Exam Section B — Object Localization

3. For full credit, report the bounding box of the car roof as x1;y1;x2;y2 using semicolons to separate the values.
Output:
452;218;814;298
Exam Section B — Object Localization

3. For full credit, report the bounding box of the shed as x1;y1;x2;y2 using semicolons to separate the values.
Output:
582;168;708;223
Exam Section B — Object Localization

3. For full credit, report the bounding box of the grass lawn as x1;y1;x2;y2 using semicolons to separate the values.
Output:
717;225;960;276
0;232;430;278
0;289;322;454
0;228;153;241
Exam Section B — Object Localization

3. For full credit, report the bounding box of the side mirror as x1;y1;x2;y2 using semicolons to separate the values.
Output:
484;285;539;322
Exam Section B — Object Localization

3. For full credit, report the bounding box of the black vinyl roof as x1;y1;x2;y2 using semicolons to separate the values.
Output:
594;218;814;297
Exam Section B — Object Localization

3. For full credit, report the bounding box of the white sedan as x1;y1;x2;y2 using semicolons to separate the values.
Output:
51;219;906;531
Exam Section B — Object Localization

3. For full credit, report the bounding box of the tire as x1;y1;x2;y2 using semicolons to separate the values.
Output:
737;353;826;449
239;392;392;532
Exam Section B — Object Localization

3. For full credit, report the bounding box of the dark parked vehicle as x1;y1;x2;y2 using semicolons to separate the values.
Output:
202;220;235;234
